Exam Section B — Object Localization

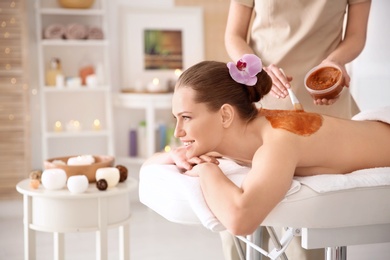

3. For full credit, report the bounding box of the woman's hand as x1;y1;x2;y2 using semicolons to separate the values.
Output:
170;146;219;172
185;161;219;177
263;64;292;99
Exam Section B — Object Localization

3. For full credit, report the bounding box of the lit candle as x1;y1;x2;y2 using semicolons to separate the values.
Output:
93;119;101;130
54;121;62;132
66;120;81;131
147;78;161;92
174;69;182;78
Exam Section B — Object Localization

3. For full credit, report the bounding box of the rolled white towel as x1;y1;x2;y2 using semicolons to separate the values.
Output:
44;24;66;39
64;23;87;40
87;27;104;40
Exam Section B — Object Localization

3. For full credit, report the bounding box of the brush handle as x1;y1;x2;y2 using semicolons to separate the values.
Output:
279;69;304;111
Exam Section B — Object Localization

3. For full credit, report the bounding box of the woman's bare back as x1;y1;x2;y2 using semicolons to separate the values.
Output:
294;116;390;176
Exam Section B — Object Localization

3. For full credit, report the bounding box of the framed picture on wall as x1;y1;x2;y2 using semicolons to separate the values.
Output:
120;7;204;92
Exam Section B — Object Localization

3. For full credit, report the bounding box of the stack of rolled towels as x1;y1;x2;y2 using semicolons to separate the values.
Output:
44;23;104;40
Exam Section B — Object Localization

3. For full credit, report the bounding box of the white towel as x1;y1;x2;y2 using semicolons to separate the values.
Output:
140;159;301;232
352;105;390;123
295;167;390;193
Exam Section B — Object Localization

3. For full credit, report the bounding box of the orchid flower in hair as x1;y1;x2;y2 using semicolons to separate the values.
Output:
227;54;263;86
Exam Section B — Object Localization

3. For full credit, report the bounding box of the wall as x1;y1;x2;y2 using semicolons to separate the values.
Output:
175;0;230;62
350;0;390;110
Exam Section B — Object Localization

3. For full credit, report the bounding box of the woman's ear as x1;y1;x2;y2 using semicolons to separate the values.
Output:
220;104;234;128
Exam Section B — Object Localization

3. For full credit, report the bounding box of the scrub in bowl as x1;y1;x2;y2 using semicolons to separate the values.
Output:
304;65;344;100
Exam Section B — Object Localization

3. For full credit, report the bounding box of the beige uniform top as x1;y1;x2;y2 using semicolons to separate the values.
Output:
234;0;369;118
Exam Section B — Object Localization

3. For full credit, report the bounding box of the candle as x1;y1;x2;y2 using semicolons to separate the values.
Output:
54;121;62;132
67;175;89;194
164;145;171;152
93;119;101;130
41;169;67;190
174;69;182;78
95;167;120;188
147;78;161;92
66;120;81;131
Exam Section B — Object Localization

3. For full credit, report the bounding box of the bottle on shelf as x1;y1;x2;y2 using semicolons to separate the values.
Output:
128;127;138;157
45;57;63;87
137;121;147;158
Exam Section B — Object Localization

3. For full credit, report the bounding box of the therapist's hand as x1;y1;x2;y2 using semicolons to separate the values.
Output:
263;64;292;99
313;60;348;106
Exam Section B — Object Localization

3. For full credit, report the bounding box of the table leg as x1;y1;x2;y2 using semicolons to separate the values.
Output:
119;223;130;260
53;232;64;260
96;197;108;260
23;195;35;260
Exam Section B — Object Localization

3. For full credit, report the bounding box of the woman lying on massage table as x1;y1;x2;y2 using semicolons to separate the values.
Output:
143;54;390;236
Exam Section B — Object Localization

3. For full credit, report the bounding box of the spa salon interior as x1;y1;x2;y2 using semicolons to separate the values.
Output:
1;0;390;259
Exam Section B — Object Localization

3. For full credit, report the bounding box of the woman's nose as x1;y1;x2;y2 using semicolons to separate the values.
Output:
174;124;185;138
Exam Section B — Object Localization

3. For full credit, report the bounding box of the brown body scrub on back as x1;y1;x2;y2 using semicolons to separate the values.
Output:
259;109;323;136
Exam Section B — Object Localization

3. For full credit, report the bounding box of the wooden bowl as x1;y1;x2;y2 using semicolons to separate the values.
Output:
58;0;95;9
44;155;114;183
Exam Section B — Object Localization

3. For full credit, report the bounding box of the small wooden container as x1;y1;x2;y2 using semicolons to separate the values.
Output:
58;0;95;9
44;155;114;183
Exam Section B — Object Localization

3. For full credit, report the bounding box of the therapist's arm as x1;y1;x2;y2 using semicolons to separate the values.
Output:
323;1;371;87
225;1;254;61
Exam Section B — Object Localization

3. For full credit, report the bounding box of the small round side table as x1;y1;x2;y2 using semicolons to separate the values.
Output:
16;178;137;260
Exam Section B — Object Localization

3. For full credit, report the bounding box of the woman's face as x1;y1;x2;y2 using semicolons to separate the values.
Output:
172;87;224;158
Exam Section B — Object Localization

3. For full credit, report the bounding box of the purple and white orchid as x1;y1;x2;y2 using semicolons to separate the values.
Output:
227;54;263;86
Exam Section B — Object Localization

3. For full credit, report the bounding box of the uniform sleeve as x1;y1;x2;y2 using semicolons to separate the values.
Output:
232;0;254;8
348;0;371;5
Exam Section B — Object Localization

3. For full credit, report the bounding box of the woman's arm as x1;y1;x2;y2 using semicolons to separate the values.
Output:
143;146;220;171
188;140;298;235
225;1;254;61
314;1;371;105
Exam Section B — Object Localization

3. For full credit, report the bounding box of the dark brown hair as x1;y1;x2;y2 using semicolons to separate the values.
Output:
175;60;272;122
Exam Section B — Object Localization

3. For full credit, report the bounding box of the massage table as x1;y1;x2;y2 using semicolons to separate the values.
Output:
139;107;390;260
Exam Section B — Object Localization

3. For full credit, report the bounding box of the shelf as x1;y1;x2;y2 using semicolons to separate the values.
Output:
40;8;104;16
36;0;114;160
43;86;110;92
46;130;110;138
41;39;109;47
116;156;146;166
113;93;173;109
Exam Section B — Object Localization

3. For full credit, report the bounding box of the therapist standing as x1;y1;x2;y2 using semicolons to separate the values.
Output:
225;0;371;119
223;0;371;259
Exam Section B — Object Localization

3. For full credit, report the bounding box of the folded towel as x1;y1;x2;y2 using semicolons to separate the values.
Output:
295;167;390;193
140;159;301;232
352;105;390;123
87;27;104;40
64;23;87;40
44;24;66;39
